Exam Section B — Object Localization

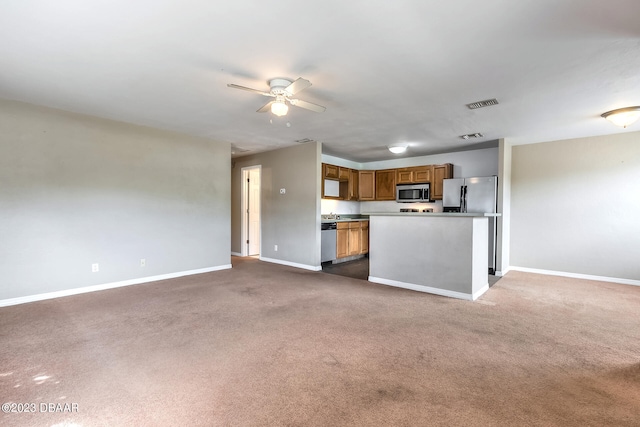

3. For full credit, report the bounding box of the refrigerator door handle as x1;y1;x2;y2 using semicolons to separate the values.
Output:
462;185;468;212
459;186;464;212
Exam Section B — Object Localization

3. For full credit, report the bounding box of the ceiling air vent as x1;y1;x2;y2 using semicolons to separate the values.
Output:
295;138;315;144
466;99;499;109
460;133;484;140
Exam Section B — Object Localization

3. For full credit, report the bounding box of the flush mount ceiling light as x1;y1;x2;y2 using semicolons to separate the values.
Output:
601;106;640;128
388;143;408;154
270;97;289;117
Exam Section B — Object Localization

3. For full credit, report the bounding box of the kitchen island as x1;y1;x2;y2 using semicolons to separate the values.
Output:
364;212;500;301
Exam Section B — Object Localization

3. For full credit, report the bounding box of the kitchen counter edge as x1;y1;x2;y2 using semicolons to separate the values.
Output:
362;212;501;217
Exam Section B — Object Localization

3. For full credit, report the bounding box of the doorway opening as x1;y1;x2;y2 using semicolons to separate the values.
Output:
241;166;261;257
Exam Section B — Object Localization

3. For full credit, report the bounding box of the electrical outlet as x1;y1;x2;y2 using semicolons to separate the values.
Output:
92;263;99;272
274;245;278;251
279;188;286;194
140;258;146;267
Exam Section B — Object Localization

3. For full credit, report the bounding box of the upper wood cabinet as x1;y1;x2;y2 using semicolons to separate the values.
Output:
347;168;359;200
338;167;350;181
322;162;453;201
396;166;431;184
396;168;413;184
358;170;375;201
323;163;349;181
413;166;431;183
375;169;396;200
323;163;357;200
323;163;339;179
431;163;453;200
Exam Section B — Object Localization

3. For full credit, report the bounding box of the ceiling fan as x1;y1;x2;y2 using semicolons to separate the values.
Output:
227;77;326;116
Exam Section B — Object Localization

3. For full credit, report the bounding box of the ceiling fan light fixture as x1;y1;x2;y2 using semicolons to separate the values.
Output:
271;100;288;117
601;106;640;128
388;143;408;154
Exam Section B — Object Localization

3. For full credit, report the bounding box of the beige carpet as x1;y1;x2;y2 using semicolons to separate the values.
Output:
1;257;639;426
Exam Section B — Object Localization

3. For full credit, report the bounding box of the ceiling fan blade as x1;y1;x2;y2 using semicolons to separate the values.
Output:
257;101;274;113
284;78;312;96
289;98;326;113
227;83;274;97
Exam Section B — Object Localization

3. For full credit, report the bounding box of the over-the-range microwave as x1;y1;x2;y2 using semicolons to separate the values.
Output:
396;183;430;203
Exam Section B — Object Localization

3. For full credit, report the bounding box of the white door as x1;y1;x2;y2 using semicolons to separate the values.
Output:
248;168;261;255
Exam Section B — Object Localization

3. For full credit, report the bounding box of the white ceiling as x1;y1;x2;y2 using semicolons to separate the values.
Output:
1;0;639;162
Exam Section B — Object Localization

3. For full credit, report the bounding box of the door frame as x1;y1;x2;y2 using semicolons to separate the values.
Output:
241;165;261;257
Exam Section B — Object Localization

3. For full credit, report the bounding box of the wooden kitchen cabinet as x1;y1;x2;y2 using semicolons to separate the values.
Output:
323;164;357;200
336;222;349;259
323;162;453;201
346;168;359;200
431;163;453;200
396;166;431;184
323;163;339;179
358;170;375;201
375;169;396;200
396;168;413;184
413;166;431;183
338;167;350;181
323;163;349;181
336;220;369;259
360;220;369;254
348;222;361;256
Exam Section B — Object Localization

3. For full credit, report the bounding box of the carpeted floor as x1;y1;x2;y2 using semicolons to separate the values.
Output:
1;257;639;426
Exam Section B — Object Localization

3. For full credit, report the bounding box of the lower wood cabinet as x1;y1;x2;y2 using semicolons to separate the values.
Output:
348;223;361;256
336;220;369;259
336;224;349;259
360;221;369;255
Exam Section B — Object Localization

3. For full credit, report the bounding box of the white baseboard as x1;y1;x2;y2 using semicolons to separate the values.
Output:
259;257;322;271
508;266;640;287
0;264;233;308
368;276;489;301
230;252;242;257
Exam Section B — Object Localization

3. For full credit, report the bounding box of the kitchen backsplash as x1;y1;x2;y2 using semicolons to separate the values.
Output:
321;199;359;214
321;199;442;214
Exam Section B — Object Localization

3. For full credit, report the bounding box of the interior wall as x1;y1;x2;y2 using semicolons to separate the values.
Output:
510;131;640;282
231;142;321;269
0;99;231;301
496;138;511;275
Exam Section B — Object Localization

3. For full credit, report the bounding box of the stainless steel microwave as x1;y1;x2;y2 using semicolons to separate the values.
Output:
396;183;430;203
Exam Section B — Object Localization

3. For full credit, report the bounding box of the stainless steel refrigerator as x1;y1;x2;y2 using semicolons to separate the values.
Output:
442;176;498;273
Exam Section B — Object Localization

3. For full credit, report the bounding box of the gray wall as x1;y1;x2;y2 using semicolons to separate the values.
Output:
496;139;511;275
0;99;231;301
510;131;640;281
231;142;321;268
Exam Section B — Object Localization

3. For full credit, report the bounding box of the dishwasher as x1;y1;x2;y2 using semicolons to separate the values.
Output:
321;222;337;263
